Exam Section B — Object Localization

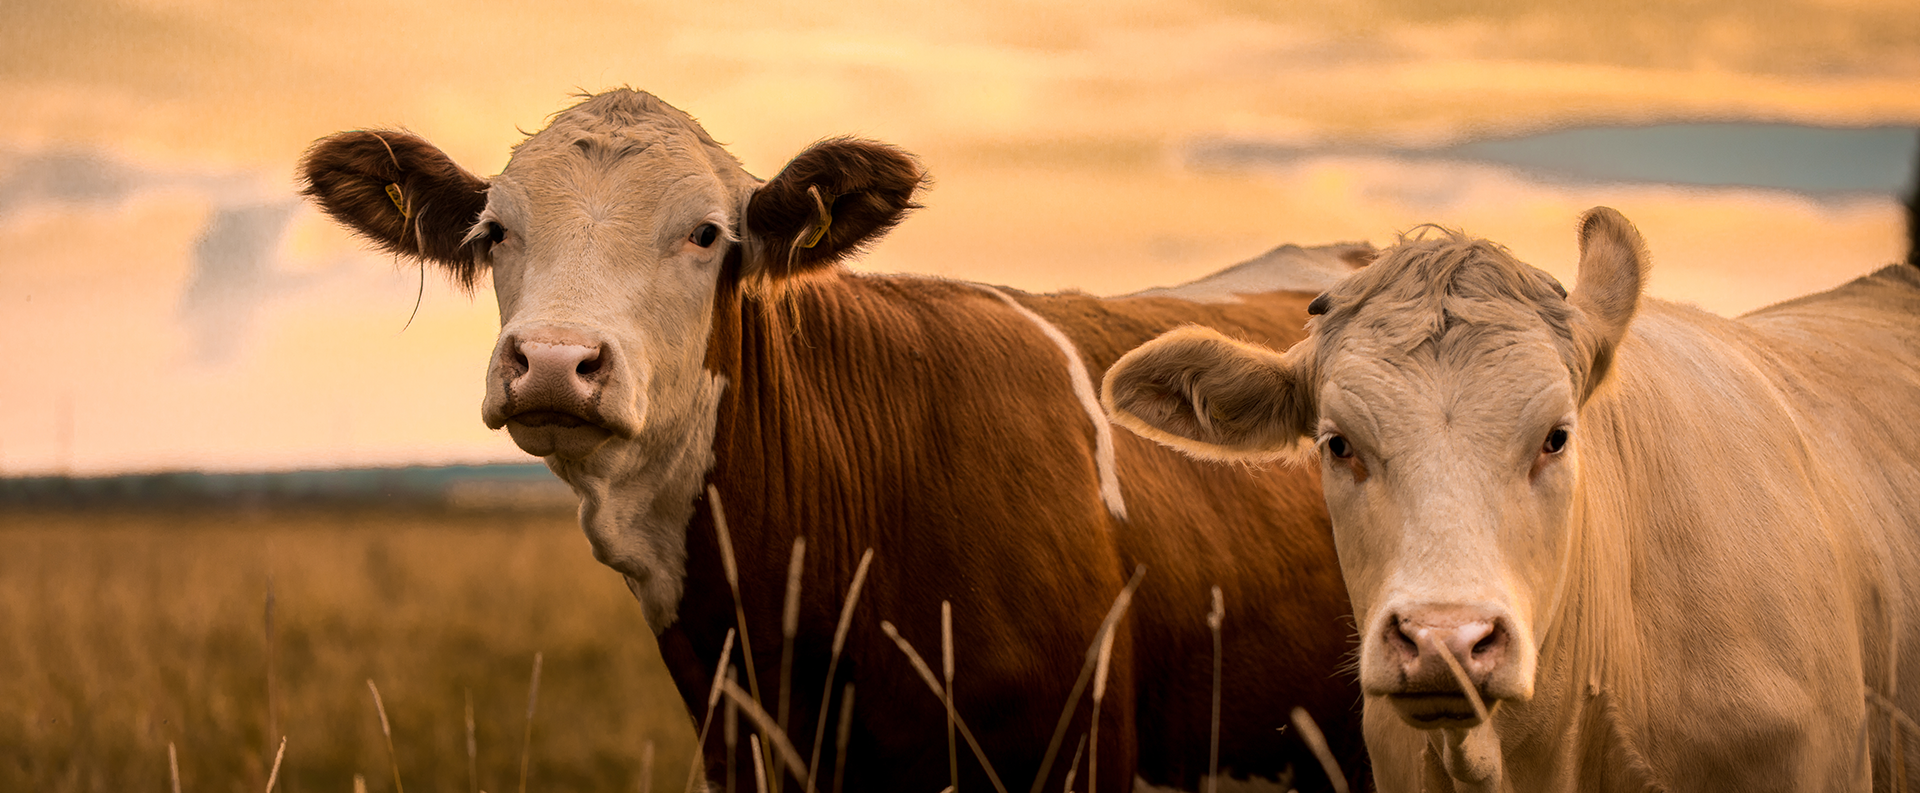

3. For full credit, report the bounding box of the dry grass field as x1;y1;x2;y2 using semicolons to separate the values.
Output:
0;506;695;793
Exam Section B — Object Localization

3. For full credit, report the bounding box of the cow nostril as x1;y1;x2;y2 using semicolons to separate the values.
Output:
576;354;603;377
1473;632;1497;655
511;348;530;374
1472;623;1504;657
1386;616;1419;655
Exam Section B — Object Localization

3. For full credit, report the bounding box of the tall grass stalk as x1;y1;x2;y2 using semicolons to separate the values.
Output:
719;678;818;793
707;486;763;706
1868;689;1917;791
169;742;181;793
877;621;1010;793
518;652;544;793
708;486;774;787
1026;565;1145;793
263;736;286;793
775;537;807;793
1206;586;1224;793
1419;633;1488;724
1087;602;1119;793
682;628;736;793
1060;734;1086;793
831;684;854;793
726;668;740;793
1288;707;1348;793
638;740;656;793
805;549;873;793
466;689;478;793
366;680;405;793
264;576;278;770
749;735;769;793
943;601;958;793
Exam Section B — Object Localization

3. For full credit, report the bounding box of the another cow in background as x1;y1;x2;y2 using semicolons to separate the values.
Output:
1107;204;1920;790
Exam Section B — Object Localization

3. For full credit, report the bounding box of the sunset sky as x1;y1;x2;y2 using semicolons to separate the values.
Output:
3;0;1918;475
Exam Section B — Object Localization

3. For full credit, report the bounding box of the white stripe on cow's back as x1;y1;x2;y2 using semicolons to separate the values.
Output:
973;284;1128;522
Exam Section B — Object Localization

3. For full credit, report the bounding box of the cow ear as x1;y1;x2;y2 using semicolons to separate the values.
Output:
1568;207;1646;401
743;138;926;281
1102;326;1313;462
300;130;491;288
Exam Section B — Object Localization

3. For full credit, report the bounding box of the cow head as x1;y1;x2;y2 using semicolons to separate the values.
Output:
1104;209;1644;731
300;90;924;628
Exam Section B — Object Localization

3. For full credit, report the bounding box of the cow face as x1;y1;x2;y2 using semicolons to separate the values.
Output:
1105;208;1644;731
302;90;922;463
300;90;922;628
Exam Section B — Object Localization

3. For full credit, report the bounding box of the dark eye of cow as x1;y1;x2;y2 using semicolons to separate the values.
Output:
487;222;506;244
692;223;720;248
1543;427;1570;454
1327;435;1353;460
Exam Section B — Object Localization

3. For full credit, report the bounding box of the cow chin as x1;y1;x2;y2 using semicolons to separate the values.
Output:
506;416;616;459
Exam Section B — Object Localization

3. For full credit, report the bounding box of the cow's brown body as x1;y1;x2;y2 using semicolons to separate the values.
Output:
667;273;1363;791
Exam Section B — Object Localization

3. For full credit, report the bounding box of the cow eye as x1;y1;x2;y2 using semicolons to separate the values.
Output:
692;223;720;248
1326;434;1353;460
1543;427;1570;454
487;222;507;244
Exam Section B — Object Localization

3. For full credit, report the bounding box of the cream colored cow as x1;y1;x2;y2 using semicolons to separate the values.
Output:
1105;207;1920;790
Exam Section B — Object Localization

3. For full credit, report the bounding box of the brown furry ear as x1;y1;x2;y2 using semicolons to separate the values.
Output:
1102;326;1312;461
299;130;491;288
1569;206;1647;401
744;138;926;280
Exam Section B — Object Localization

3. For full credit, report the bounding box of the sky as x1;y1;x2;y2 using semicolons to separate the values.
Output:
2;0;1918;475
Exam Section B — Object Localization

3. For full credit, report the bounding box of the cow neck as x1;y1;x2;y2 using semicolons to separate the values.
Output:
694;269;906;631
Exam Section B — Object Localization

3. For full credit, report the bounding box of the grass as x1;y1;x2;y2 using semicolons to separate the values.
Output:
0;499;1359;793
0;506;693;793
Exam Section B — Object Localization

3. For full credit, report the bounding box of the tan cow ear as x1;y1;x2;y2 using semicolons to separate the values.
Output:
1568;207;1647;400
300;130;491;289
744;138;926;281
1102;326;1312;462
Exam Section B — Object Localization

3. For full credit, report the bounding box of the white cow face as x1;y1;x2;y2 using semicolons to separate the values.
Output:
471;114;749;462
1104;209;1645;730
301;90;924;467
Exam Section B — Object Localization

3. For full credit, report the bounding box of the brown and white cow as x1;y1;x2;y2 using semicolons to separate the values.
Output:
300;89;1369;792
1106;206;1920;790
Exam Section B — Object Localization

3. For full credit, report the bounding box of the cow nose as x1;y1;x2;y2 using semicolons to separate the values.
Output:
517;340;603;381
1385;608;1509;690
499;329;607;409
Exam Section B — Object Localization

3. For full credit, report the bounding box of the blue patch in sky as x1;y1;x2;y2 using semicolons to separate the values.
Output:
1445;124;1919;194
1191;124;1920;197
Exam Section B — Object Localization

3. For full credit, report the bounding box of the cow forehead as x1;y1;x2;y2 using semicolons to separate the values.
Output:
1318;321;1574;447
512;90;731;162
498;91;750;218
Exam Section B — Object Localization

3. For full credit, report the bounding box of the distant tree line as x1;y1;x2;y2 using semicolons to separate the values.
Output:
0;464;574;510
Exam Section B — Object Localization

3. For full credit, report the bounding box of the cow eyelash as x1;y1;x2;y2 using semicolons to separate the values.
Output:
691;222;721;248
1542;427;1571;455
1322;433;1354;460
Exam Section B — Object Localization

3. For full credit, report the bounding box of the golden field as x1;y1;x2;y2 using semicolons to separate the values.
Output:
0;506;695;793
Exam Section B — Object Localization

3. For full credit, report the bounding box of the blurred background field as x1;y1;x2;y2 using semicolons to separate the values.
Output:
4;1;1918;790
0;493;694;793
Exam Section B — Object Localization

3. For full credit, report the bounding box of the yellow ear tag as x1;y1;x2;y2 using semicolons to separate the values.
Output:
796;185;833;249
384;183;411;219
